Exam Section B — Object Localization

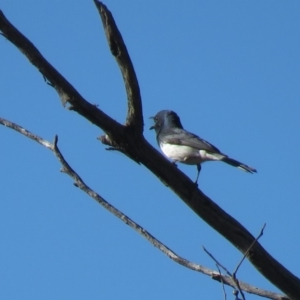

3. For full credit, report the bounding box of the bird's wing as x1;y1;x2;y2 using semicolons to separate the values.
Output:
160;128;221;153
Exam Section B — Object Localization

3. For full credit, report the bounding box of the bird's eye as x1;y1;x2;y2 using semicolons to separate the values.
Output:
154;117;158;121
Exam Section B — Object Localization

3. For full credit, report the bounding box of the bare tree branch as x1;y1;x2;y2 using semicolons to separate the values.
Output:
216;264;227;300
233;290;242;300
233;223;267;277
203;246;232;276
94;1;143;135
1;3;299;298
203;246;287;300
0;9;123;140
0;117;289;300
204;224;269;300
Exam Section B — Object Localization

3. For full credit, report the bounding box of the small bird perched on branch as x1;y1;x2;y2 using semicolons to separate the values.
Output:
150;110;257;184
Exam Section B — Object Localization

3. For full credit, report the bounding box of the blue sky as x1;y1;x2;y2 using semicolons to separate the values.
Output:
1;1;299;299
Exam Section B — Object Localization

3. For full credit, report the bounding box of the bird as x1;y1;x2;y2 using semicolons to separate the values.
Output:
150;110;257;184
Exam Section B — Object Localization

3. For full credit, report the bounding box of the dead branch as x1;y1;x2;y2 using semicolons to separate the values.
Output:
0;117;289;300
94;0;143;134
233;224;267;277
203;224;272;300
0;2;299;298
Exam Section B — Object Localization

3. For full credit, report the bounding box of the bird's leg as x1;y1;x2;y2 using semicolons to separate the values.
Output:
195;164;201;185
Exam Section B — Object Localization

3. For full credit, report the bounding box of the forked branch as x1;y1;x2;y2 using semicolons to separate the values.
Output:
0;117;288;300
0;2;299;298
94;1;143;134
0;9;122;139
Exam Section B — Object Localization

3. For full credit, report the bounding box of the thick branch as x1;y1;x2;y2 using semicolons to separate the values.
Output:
135;140;300;299
0;9;123;140
0;117;288;300
94;1;143;135
1;6;299;299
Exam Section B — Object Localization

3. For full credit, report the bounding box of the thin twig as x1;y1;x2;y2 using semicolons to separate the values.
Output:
203;246;232;276
0;116;288;300
0;117;53;150
233;289;242;300
203;224;268;300
231;224;267;300
216;264;227;300
1;6;298;298
234;280;245;300
233;223;267;276
203;245;246;299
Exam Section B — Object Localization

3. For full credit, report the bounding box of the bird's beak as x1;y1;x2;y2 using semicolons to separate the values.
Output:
149;116;155;130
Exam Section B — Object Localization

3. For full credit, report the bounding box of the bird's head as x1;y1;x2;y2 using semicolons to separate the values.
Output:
150;110;183;133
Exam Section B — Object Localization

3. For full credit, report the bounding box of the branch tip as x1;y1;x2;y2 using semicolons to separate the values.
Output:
1;5;298;298
53;135;58;146
94;0;143;135
1;110;290;300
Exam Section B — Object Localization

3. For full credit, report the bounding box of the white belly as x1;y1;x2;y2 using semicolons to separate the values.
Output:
160;142;224;165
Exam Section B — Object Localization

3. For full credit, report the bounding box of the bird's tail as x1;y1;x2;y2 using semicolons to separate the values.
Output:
222;157;257;174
